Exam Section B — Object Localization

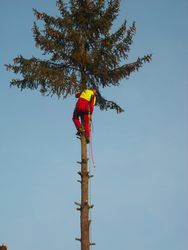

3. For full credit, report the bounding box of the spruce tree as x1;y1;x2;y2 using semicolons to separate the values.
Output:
6;1;151;250
6;0;151;112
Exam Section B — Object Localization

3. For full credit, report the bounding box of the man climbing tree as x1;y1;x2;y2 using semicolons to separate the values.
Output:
6;0;151;249
73;88;97;143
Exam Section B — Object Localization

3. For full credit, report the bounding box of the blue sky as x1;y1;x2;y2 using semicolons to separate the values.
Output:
0;1;188;250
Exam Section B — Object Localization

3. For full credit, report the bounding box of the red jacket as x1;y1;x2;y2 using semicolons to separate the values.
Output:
75;89;96;113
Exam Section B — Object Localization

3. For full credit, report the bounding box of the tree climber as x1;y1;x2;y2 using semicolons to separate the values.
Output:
72;89;97;143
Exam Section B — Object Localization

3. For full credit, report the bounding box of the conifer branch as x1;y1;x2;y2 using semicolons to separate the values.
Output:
96;90;124;113
56;0;70;17
107;54;152;83
95;0;120;35
6;56;79;97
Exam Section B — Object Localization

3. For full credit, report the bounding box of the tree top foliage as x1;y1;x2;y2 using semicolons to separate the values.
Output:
6;0;151;113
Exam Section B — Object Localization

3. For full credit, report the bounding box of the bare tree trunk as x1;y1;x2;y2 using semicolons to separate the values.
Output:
78;11;92;246
75;119;95;249
80;132;90;250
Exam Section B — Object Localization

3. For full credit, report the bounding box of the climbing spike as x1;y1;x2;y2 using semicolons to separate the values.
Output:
77;161;82;165
89;204;94;209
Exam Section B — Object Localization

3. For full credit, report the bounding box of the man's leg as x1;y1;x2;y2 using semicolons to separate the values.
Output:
72;109;82;132
83;113;90;143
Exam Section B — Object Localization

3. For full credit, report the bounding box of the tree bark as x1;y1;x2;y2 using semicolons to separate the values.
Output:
80;128;90;250
79;7;91;245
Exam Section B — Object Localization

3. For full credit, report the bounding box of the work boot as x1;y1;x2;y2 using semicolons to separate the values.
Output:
76;127;84;136
85;136;90;144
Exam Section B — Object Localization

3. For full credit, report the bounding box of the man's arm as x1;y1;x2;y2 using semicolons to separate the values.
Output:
89;95;96;114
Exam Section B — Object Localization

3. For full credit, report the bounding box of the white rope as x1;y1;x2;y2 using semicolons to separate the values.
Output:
89;122;96;168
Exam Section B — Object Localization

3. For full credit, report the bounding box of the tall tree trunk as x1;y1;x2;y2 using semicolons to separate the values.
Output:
79;6;91;244
80;125;90;250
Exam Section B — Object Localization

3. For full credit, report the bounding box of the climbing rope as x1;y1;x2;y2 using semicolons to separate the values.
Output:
89;121;96;168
